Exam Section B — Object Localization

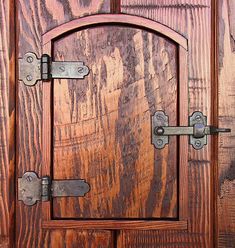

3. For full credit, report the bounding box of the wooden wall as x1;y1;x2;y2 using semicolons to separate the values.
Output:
218;0;235;247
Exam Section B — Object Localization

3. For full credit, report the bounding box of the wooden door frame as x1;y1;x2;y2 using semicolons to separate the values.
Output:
41;13;188;230
0;0;234;247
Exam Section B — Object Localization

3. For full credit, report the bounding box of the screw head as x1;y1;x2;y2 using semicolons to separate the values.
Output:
195;140;201;147
59;66;65;72
156;139;163;146
26;75;32;81
26;56;34;63
77;67;84;74
26;175;33;182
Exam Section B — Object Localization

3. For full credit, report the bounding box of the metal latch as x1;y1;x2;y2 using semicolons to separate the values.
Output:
19;52;90;86
152;111;231;149
18;172;90;206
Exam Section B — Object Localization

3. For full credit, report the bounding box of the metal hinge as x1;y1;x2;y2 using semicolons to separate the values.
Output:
19;52;89;86
152;111;231;150
18;172;90;206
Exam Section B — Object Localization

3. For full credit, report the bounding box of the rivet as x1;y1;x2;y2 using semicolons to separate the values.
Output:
195;115;201;121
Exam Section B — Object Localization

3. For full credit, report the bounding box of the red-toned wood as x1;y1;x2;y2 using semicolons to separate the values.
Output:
0;0;15;247
16;0;111;247
42;220;187;230
49;24;180;219
217;0;235;247
42;14;188;50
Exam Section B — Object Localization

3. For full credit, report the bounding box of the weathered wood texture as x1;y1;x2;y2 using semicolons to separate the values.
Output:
52;25;178;219
0;0;15;247
16;0;110;247
218;0;235;247
120;0;213;247
0;0;9;247
42;230;113;248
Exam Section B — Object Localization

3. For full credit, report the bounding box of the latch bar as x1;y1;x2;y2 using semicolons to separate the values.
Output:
152;111;231;150
18;172;90;206
19;52;89;86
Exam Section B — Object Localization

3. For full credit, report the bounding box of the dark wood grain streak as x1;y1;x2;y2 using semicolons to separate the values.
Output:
121;0;213;247
217;0;235;247
16;1;111;247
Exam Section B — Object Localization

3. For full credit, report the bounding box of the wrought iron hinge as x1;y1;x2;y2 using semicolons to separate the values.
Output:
18;172;90;206
19;52;90;86
152;111;231;150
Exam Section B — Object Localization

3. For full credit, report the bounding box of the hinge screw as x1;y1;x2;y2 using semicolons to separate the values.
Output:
195;140;201;147
26;56;34;63
26;75;33;81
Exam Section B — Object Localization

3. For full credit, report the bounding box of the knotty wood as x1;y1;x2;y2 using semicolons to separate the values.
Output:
120;0;213;247
52;25;178;219
16;1;110;247
217;0;235;247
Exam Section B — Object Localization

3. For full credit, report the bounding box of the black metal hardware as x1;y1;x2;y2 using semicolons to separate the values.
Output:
19;52;90;86
18;172;90;206
152;111;231;150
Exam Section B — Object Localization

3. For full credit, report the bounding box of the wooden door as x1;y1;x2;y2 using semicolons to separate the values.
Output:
12;0;226;247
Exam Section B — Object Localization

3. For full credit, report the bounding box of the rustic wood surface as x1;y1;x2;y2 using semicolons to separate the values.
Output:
42;230;113;248
120;0;213;247
16;0;110;247
0;0;15;247
0;0;9;247
217;0;235;247
52;25;178;219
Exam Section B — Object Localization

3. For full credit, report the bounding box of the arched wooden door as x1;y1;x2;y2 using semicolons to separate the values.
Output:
41;14;188;222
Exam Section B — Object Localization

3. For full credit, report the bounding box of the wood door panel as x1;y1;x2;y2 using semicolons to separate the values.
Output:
52;25;178;218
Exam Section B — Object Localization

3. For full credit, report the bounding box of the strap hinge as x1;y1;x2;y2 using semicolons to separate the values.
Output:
18;172;90;206
19;52;89;86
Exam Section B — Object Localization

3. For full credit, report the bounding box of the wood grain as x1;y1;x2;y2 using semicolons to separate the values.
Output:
52;25;178;219
16;0;110;247
42;229;113;248
121;0;213;247
217;0;235;247
43;220;187;230
0;0;15;247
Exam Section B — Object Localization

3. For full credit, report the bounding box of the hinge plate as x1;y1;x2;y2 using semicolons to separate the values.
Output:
18;172;90;206
19;52;89;86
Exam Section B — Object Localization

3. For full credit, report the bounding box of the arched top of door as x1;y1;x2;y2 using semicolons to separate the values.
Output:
42;14;188;50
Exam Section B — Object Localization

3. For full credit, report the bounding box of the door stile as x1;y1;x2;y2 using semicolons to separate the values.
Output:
42;41;53;221
178;46;189;221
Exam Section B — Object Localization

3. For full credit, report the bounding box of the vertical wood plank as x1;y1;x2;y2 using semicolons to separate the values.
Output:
217;0;235;247
121;0;213;247
16;1;111;247
0;0;15;247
